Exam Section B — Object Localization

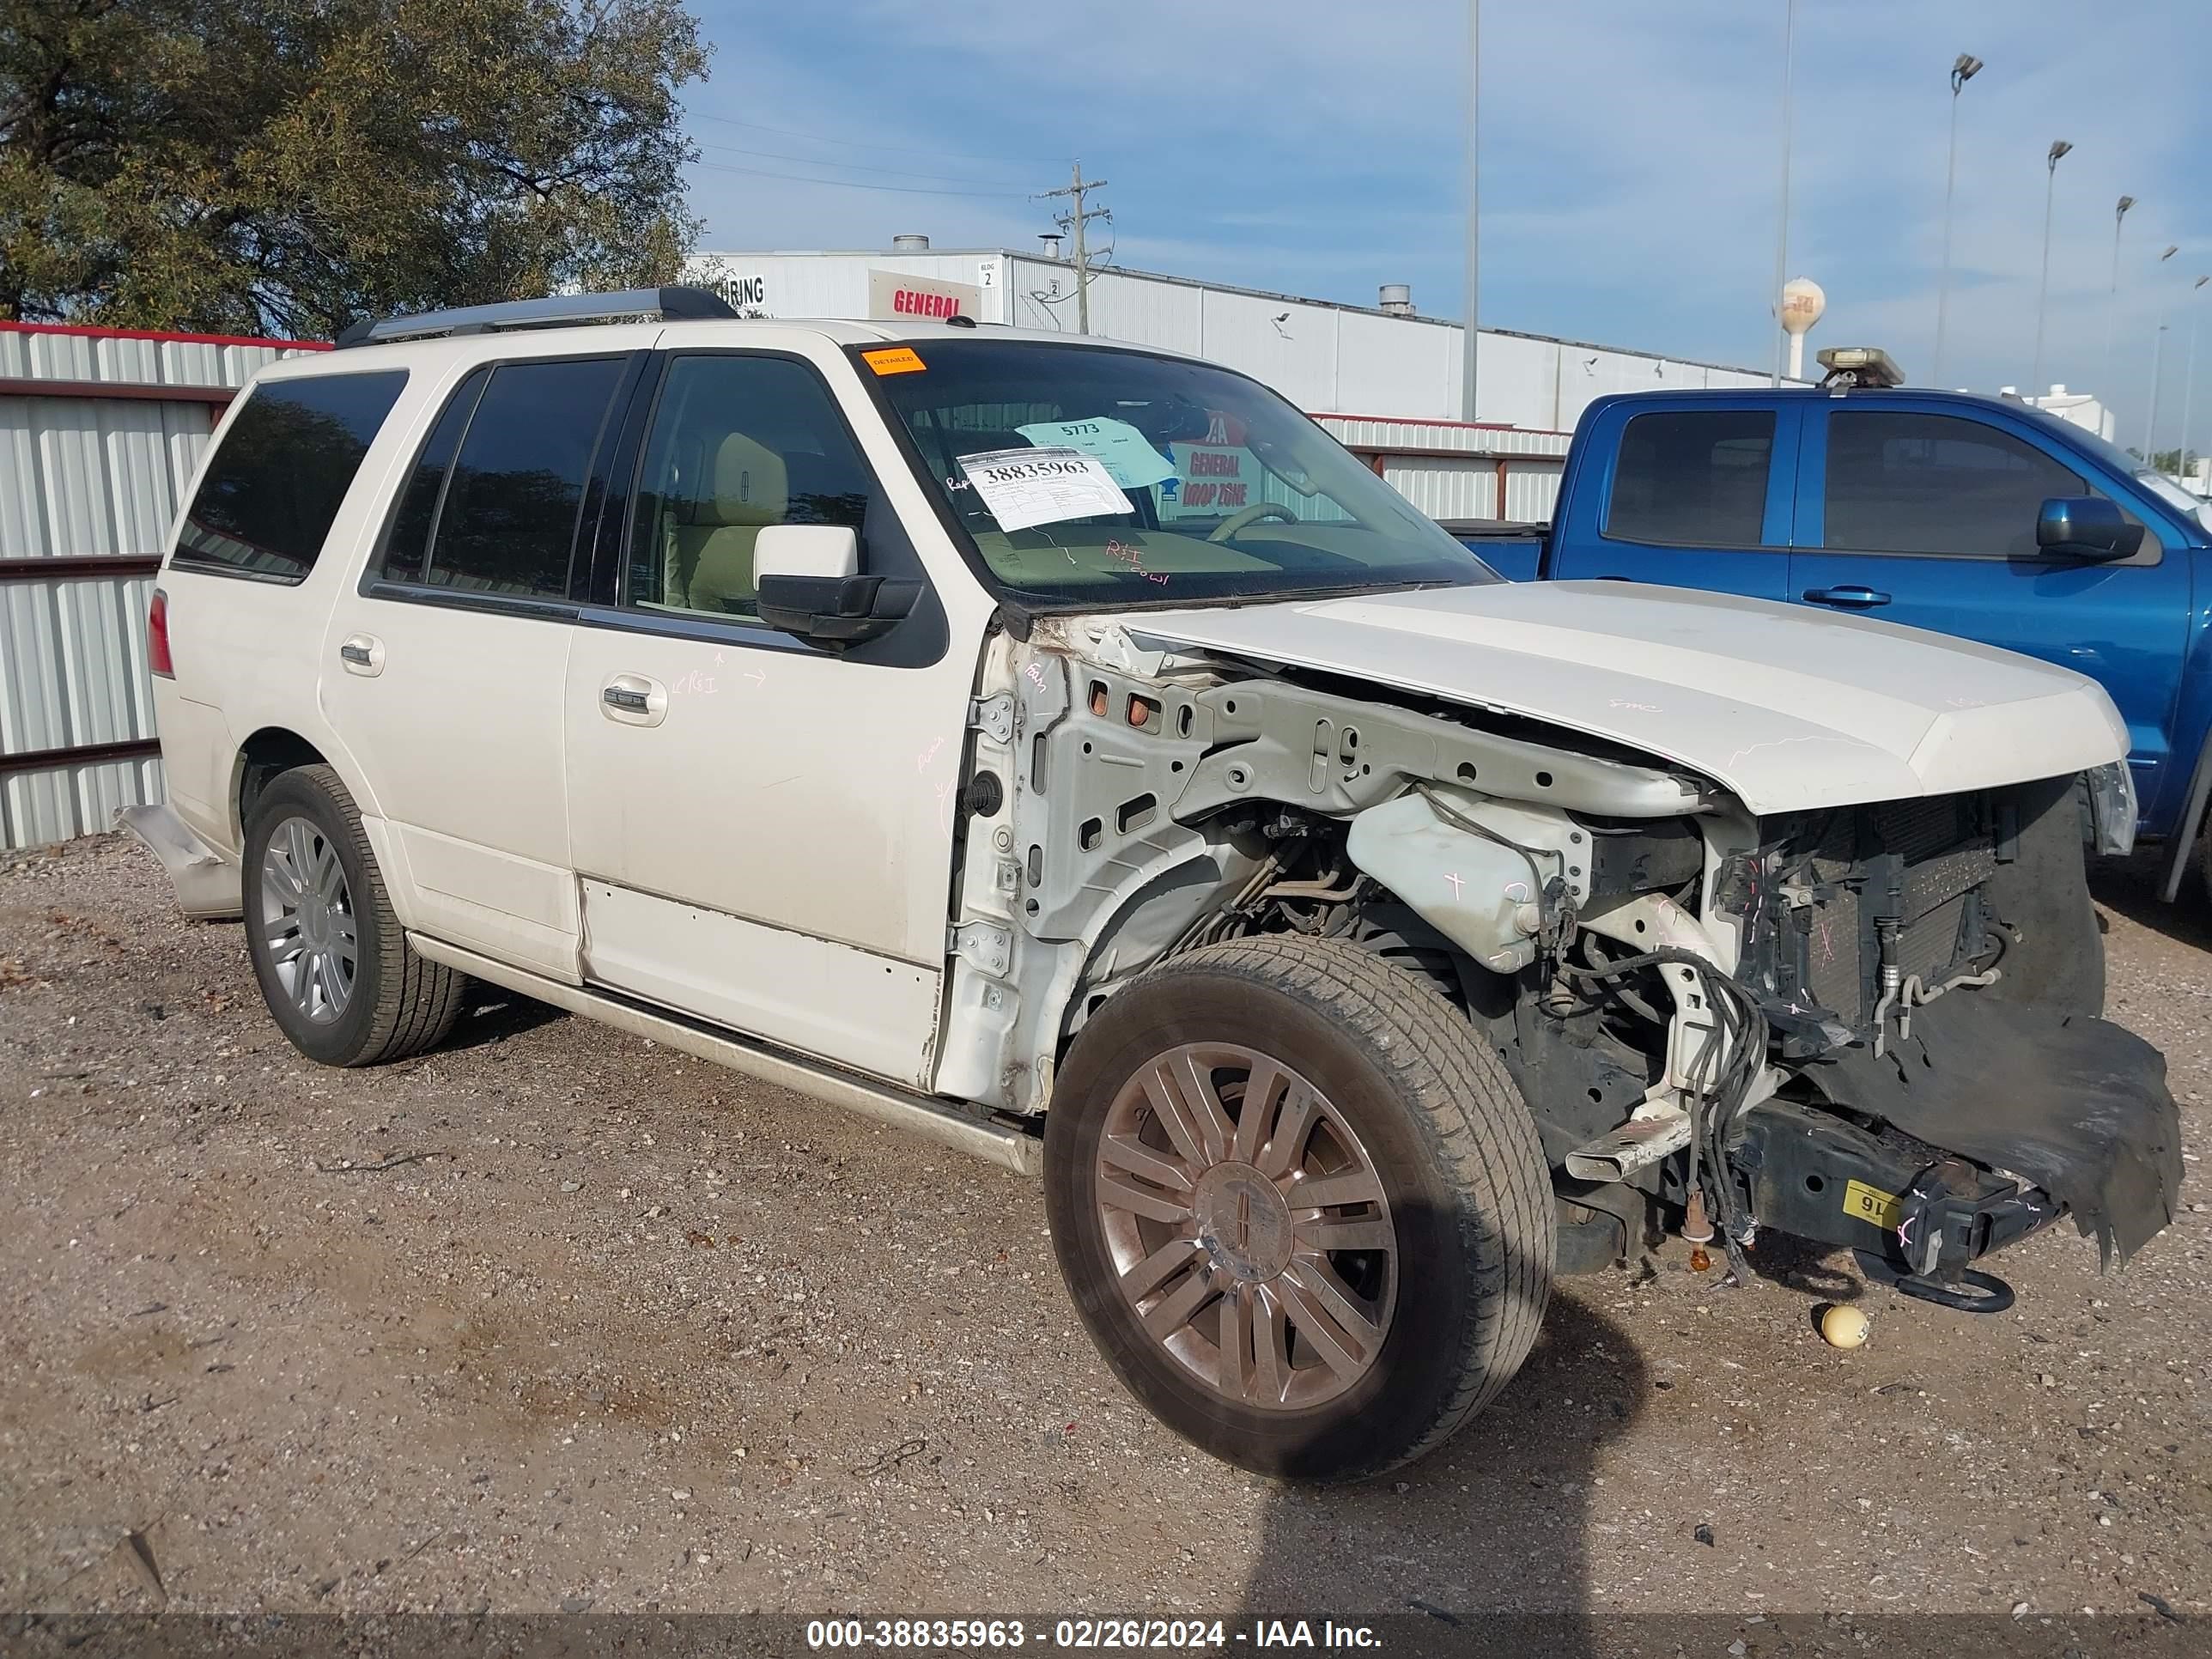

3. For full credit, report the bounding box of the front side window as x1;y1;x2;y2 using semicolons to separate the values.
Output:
865;339;1497;606
419;356;627;598
174;370;408;580
1605;410;1774;547
1825;410;2086;558
626;356;876;619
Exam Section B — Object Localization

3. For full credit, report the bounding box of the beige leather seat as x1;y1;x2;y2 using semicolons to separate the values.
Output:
665;432;787;614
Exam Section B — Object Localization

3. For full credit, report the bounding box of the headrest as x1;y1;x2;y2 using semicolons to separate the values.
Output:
699;432;787;526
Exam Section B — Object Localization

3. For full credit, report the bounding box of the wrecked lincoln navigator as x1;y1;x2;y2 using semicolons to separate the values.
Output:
141;295;2182;1484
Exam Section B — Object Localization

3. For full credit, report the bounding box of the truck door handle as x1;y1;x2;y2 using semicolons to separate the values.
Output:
599;673;666;726
337;635;383;675
1802;585;1892;609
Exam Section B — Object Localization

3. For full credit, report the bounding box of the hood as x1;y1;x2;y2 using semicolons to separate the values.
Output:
1117;580;2130;816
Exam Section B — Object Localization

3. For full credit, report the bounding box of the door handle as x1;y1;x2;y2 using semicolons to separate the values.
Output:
338;634;384;675
599;673;666;726
1801;585;1892;609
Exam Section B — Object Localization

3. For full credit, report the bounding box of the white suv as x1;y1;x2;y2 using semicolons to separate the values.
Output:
136;288;2181;1480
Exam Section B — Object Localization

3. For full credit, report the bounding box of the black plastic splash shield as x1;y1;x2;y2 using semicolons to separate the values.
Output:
1806;994;2182;1267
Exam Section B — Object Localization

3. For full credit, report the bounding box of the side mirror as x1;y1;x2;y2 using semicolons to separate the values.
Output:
2036;496;2142;562
753;525;919;646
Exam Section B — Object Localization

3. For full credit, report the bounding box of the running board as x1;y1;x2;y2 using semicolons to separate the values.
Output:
406;933;1042;1176
1563;1105;1692;1183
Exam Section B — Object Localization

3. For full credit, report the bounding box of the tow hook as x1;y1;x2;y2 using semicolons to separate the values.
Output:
1851;1158;2034;1315
1852;1250;2014;1314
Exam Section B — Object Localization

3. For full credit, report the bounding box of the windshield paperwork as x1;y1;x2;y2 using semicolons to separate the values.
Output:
861;339;1501;605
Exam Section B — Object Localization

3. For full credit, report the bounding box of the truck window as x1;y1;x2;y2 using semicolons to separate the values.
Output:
1606;410;1774;547
173;370;409;582
625;355;875;620
419;356;627;598
1825;410;2085;559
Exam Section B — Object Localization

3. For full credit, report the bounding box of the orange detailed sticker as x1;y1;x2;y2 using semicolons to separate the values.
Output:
862;347;927;376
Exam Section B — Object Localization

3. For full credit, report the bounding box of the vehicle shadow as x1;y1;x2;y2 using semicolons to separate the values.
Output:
1232;1268;1645;1657
2089;847;2212;951
438;985;569;1052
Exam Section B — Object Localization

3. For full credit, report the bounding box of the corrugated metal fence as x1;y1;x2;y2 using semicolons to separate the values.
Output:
1316;413;1572;522
0;325;1565;852
0;322;320;849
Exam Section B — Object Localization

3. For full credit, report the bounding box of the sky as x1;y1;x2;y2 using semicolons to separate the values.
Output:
680;0;2212;454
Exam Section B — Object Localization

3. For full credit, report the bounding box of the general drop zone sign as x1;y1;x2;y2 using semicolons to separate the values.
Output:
869;270;982;322
1160;441;1256;520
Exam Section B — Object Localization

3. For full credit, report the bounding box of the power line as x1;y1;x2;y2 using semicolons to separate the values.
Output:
689;158;1034;200
694;137;1029;188
690;111;1031;168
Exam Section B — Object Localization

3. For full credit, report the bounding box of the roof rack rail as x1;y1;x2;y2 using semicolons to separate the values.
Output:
333;286;738;349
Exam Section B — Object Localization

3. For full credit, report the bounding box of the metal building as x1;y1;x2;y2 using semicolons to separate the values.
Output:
0;322;317;849
683;242;1778;475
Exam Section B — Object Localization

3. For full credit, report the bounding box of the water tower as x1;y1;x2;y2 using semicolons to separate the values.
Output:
1780;276;1826;382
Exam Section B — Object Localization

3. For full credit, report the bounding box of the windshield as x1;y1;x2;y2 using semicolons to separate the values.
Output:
2021;407;2212;535
860;338;1501;605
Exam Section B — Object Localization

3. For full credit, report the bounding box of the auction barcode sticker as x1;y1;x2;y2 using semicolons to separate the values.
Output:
957;446;1132;532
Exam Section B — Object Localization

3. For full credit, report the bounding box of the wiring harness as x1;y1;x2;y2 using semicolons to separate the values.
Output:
1553;945;1771;1280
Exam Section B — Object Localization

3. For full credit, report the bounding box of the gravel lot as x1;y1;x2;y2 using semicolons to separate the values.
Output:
0;832;2204;1633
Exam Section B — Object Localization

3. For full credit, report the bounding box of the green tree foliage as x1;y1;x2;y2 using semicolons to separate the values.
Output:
1;0;708;337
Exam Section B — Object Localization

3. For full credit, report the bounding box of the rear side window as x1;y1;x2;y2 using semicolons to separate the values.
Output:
1824;410;2087;558
1606;410;1775;547
379;367;489;584
418;357;627;598
173;370;408;581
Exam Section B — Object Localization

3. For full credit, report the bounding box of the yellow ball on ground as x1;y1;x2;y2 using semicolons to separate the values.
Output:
1820;1304;1870;1349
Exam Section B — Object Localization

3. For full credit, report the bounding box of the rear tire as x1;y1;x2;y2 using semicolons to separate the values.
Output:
1044;935;1553;1481
242;764;467;1066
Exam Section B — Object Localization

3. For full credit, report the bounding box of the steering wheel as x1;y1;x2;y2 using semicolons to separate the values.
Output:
1206;501;1298;543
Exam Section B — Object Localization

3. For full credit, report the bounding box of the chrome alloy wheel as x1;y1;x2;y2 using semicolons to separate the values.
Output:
1094;1043;1397;1411
259;816;357;1024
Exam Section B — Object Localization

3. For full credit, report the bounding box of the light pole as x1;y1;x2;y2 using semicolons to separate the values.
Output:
2030;138;2074;399
2104;194;2136;398
2182;275;2209;489
1770;0;1798;387
2144;245;2177;467
1461;0;1480;422
1931;52;1983;387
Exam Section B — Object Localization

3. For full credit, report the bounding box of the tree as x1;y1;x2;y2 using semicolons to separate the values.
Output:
1;0;708;337
2132;448;2202;477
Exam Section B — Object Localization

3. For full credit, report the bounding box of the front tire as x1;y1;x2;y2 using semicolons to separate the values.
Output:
242;764;467;1066
1044;936;1553;1481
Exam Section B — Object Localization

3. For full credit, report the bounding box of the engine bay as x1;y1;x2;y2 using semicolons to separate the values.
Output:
940;628;2184;1310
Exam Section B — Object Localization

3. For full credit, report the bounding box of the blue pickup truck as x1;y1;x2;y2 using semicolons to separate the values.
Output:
1454;349;2212;902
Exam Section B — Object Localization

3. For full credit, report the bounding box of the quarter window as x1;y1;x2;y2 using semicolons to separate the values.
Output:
626;356;875;619
1824;410;2086;558
379;368;487;584
174;370;408;581
420;356;627;598
1606;410;1775;547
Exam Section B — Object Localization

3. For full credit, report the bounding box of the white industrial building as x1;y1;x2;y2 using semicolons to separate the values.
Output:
684;240;1783;523
2019;386;2117;442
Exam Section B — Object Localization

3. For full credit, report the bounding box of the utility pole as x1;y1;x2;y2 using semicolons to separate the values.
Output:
2181;276;2209;486
2030;138;2073;399
1770;0;1797;387
1040;161;1110;335
2146;245;2179;461
1461;0;1480;422
2104;194;2135;401
1931;52;1983;387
